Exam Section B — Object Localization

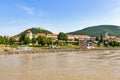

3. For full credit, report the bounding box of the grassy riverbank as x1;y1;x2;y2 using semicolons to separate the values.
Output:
1;45;120;55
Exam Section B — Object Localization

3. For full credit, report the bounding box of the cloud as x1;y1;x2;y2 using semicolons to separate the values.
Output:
22;6;34;15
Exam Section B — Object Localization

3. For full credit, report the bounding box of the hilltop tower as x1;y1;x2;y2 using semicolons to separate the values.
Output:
26;30;33;40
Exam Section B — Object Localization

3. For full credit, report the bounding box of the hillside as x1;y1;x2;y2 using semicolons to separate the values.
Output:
19;27;53;35
68;25;120;37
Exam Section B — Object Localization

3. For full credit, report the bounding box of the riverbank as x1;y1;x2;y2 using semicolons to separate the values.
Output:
1;48;120;55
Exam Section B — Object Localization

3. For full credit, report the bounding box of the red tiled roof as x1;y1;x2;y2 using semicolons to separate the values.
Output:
47;34;58;37
106;36;116;39
75;34;90;38
67;34;74;37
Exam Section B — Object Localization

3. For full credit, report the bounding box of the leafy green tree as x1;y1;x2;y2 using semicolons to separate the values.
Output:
99;35;103;43
95;36;99;41
31;35;36;45
19;32;25;45
3;36;9;47
58;32;68;45
54;40;60;45
24;37;30;45
46;38;52;46
36;36;46;46
0;36;3;44
9;37;15;45
58;32;68;41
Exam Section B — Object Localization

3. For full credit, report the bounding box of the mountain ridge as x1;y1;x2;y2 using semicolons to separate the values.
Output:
68;25;120;37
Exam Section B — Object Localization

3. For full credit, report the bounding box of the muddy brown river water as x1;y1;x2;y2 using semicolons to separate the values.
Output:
0;50;120;80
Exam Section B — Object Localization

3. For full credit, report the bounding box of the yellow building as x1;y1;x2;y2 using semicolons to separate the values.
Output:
25;30;33;40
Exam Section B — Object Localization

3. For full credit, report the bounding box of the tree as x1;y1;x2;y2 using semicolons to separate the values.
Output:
95;36;99;41
3;36;9;47
58;32;68;46
24;37;30;45
19;32;25;45
58;32;68;41
104;40;109;47
46;38;52;46
0;36;3;44
9;37;15;45
99;35;103;43
31;35;36;45
36;36;46;46
54;40;60;45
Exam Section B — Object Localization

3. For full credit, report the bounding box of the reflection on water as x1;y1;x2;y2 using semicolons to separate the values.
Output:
0;50;120;80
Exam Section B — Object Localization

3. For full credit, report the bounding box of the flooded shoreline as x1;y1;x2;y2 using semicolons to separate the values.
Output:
0;50;120;80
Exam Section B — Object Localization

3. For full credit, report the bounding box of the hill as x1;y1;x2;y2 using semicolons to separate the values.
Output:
68;25;120;37
19;27;53;35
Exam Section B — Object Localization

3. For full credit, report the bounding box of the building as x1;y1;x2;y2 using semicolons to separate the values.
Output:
67;34;74;40
25;30;33;40
47;34;58;39
35;33;46;38
13;35;19;41
75;34;90;40
105;32;117;39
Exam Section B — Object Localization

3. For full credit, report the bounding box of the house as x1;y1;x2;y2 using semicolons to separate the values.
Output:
75;34;90;40
35;33;46;38
47;34;58;39
67;34;74;40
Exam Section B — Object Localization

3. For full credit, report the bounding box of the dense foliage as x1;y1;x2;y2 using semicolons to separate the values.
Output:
36;36;52;46
58;32;68;41
69;25;120;37
0;36;15;46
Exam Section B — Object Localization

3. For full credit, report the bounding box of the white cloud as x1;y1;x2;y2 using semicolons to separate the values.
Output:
22;6;34;15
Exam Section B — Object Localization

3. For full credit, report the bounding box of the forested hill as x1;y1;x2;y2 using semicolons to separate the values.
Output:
68;25;120;37
20;27;53;35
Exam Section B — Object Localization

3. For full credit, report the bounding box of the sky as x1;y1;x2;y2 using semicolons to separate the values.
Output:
0;0;120;36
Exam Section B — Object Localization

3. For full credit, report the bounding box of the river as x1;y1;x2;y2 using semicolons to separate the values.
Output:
0;50;120;80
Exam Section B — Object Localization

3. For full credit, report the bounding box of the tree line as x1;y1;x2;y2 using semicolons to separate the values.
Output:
0;32;69;47
0;36;15;46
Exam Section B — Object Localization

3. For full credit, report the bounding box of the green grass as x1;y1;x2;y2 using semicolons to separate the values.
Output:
0;45;4;50
9;45;18;49
30;44;79;50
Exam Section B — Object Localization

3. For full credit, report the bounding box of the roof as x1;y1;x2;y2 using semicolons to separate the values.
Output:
67;34;74;37
26;30;31;33
106;36;116;39
74;34;90;38
13;35;19;38
47;34;58;37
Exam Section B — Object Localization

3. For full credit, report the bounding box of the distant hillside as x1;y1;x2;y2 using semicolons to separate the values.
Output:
19;27;53;35
68;25;120;37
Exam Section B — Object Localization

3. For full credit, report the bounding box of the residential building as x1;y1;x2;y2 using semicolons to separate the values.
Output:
47;34;58;39
35;33;46;38
67;34;74;40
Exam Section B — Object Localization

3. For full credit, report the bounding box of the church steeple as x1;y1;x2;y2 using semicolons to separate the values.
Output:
105;32;108;38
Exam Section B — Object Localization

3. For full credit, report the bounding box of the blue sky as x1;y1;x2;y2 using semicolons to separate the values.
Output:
0;0;120;36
